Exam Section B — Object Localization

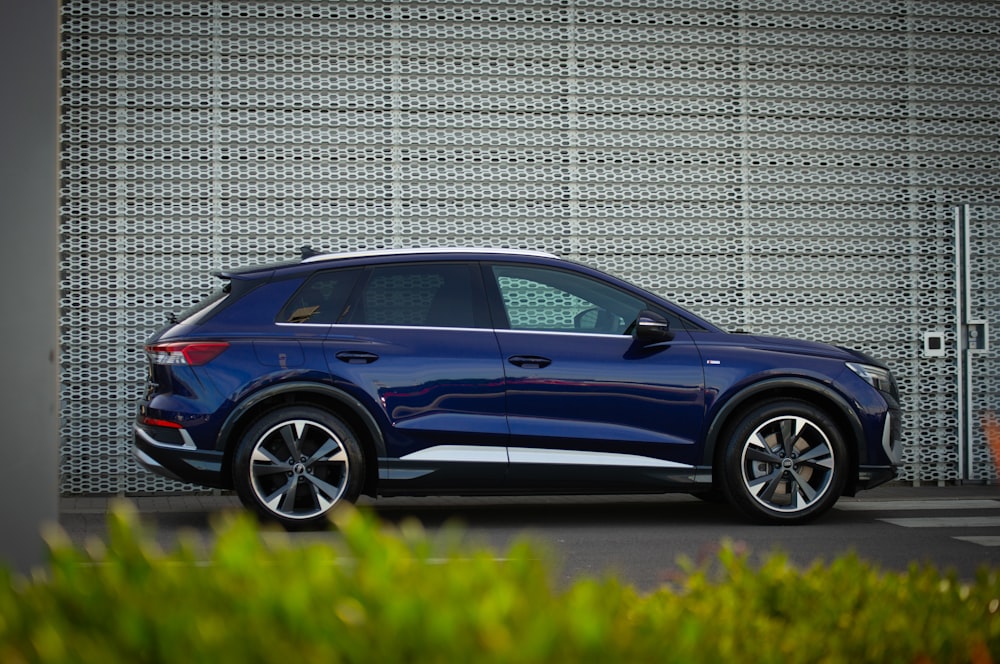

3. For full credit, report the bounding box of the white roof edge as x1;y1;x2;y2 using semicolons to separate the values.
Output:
301;247;560;264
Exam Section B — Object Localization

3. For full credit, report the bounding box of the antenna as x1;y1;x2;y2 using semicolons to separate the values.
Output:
299;246;323;260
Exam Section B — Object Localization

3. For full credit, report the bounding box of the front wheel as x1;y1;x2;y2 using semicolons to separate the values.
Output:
721;400;848;524
233;406;364;529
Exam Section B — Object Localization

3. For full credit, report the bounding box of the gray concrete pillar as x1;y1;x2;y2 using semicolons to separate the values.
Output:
0;0;60;575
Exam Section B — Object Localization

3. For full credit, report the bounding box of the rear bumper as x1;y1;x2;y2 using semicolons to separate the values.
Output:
133;423;228;489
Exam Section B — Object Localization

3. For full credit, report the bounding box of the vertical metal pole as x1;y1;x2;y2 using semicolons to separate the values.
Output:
955;204;972;481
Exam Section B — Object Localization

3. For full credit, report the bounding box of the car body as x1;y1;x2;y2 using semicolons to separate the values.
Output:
134;247;902;527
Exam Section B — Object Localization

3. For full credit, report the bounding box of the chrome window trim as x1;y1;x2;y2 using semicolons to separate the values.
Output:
275;323;629;337
327;324;498;332
274;322;335;328
494;328;633;339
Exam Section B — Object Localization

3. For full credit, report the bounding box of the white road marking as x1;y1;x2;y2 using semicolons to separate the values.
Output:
953;536;1000;547
836;499;1000;511
837;499;1000;547
878;516;1000;528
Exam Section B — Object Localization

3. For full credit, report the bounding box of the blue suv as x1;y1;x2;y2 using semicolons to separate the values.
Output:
134;248;902;527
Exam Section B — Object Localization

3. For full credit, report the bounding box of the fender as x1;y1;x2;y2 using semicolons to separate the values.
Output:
702;377;867;466
215;380;386;461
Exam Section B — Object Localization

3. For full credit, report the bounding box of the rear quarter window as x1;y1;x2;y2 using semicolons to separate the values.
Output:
176;286;230;325
278;268;361;324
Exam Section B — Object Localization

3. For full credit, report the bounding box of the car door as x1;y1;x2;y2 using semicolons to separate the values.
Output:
322;261;509;492
485;262;707;491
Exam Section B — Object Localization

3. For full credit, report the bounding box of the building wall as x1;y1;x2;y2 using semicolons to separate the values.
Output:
59;0;1000;493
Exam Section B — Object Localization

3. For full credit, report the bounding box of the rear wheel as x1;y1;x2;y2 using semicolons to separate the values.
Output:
233;406;364;529
721;400;847;524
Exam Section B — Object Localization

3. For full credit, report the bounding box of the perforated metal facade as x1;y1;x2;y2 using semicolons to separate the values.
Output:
964;205;1000;483
59;0;1000;493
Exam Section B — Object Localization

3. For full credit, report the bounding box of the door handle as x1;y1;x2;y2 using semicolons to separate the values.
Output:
335;350;379;365
508;355;551;369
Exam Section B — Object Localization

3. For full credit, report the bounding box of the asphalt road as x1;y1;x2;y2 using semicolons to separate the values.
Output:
59;485;1000;592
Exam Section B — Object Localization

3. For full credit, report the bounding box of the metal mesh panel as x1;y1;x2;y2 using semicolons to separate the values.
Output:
967;206;1000;482
60;0;1000;493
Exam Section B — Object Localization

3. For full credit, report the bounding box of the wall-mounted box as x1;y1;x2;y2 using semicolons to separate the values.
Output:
923;331;946;358
967;321;989;353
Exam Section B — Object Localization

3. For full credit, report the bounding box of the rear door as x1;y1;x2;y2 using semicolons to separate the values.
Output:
485;262;706;491
322;261;509;492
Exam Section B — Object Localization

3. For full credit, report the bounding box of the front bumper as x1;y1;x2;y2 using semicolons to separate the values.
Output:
856;465;898;491
852;407;901;492
133;423;228;489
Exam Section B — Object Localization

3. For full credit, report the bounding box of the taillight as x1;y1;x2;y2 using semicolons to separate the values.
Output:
145;342;229;366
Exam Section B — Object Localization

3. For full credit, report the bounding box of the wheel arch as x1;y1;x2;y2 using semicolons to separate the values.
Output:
217;381;385;496
703;378;866;496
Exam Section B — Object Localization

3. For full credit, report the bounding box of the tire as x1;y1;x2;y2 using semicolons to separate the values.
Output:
720;400;847;524
233;406;364;529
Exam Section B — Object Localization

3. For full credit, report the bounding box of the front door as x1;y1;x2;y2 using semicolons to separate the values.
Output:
486;262;706;491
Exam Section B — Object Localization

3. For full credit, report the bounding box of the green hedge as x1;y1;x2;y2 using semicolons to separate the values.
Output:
1;502;998;663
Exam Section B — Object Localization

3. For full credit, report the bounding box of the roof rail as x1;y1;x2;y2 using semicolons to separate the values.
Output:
300;247;559;264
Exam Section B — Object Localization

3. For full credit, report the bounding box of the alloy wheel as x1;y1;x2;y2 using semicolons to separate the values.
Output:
739;415;836;514
247;418;351;521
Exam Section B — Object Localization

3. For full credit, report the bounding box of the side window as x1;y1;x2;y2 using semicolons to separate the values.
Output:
343;263;487;328
490;264;646;335
278;268;360;324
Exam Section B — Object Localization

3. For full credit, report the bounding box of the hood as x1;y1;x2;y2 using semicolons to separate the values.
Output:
736;333;876;365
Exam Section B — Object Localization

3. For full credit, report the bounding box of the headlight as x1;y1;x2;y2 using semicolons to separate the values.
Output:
846;362;894;394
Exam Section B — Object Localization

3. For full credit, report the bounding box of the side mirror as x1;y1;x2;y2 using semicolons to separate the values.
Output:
633;310;674;344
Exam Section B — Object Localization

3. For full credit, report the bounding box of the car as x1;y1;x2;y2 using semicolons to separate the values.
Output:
134;247;902;527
